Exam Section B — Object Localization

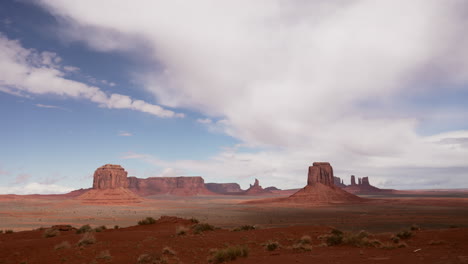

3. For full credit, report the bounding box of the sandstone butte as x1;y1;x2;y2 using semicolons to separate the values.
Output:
78;164;142;204
243;178;272;195
246;162;362;205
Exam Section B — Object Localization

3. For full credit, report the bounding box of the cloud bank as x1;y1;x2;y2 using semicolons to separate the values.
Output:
34;0;468;188
0;34;184;118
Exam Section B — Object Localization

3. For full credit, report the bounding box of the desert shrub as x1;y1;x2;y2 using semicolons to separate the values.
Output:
391;236;400;243
190;218;199;224
410;224;420;231
0;230;3;234
396;230;412;239
138;217;156;225
96;250;112;260
192;223;215;234
137;253;167;264
76;224;92;234
264;240;280;251
5;229;13;234
162;246;176;256
233;225;255;232
176;226;188;236
342;230;372;247
114;225;119;229
208;245;249;263
77;232;96;246
299;235;312;244
54;241;71;250
94;225;107;232
292;243;312;251
43;228;60;238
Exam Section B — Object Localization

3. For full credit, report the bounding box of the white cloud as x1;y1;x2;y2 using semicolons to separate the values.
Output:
0;182;74;195
118;131;133;137
0;34;183;119
196;118;212;124
39;0;468;189
35;103;68;111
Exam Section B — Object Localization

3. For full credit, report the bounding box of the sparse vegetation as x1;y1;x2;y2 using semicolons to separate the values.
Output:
114;225;119;229
233;225;256;232
77;232;96;246
0;230;3;234
190;218;199;224
54;241;71;250
43;228;60;238
410;224;420;231
5;230;13;234
138;217;156;225
76;224;92;234
192;223;215;234
94;225;107;232
162;246;176;256
395;230;412;239
96;250;112;260
299;235;312;244
137;253;167;264
320;229;388;248
176;226;188;236
264;240;280;251
208;245;249;263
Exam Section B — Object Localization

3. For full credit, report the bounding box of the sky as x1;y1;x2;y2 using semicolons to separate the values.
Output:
1;0;468;194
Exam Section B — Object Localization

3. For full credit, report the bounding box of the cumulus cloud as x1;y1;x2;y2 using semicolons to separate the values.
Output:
0;34;183;118
0;182;74;195
39;0;468;188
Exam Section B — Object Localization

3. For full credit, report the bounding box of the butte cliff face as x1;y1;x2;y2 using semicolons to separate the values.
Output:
93;164;129;189
205;183;243;194
127;176;214;196
307;162;334;186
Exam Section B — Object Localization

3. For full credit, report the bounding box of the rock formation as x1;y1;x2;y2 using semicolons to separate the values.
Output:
333;176;346;188
244;178;272;195
307;162;334;186
246;162;362;205
127;176;214;196
93;164;128;189
342;175;393;194
205;183;243;194
351;175;356;186
78;164;142;204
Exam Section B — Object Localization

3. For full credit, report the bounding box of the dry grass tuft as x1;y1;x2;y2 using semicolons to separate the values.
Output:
78;232;96;246
208;245;249;263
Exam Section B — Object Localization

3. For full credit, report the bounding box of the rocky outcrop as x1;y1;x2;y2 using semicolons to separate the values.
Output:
127;176;214;196
334;176;346;188
93;164;128;189
244;178;272;195
307;162;334;186
205;183;242;194
342;175;394;194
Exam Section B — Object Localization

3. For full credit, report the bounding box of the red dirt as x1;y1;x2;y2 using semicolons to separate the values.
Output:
1;216;467;264
77;188;143;204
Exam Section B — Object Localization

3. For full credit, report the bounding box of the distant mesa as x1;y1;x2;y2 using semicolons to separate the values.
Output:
205;183;243;194
337;175;394;194
128;176;214;196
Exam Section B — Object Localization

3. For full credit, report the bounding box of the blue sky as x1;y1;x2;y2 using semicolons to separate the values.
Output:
1;0;468;194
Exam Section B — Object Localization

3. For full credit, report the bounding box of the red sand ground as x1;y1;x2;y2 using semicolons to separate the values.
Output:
1;216;467;264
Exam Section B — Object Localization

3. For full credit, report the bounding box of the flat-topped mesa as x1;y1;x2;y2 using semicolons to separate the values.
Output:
307;162;334;186
93;164;128;189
